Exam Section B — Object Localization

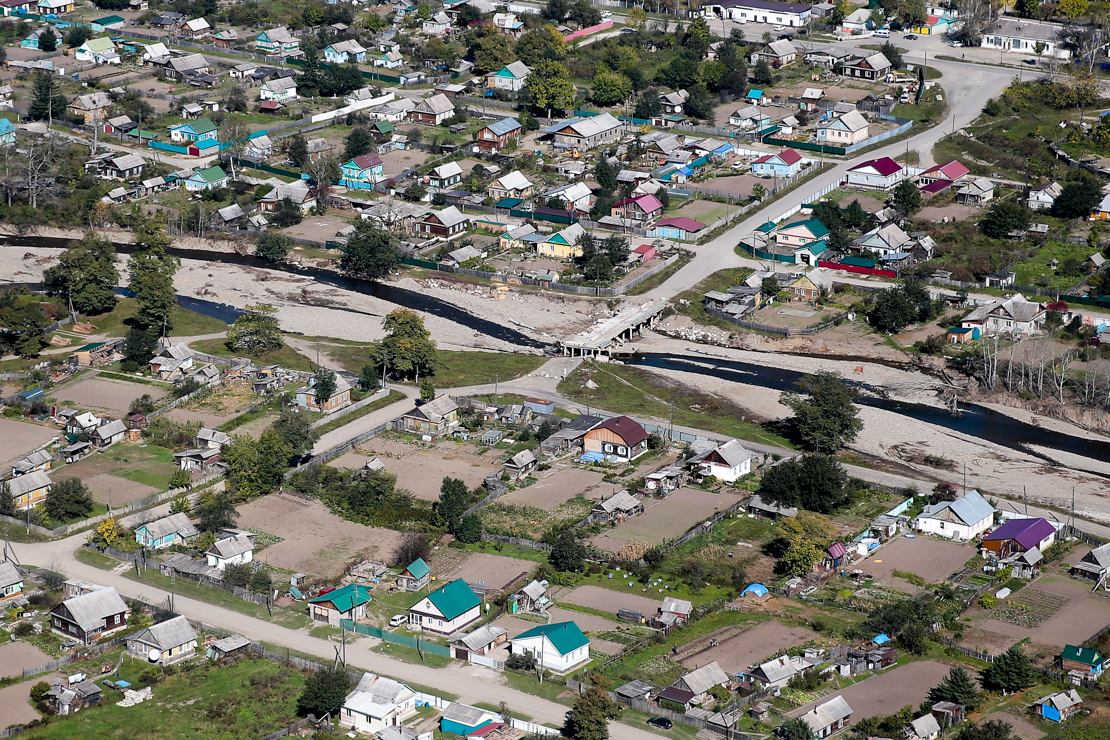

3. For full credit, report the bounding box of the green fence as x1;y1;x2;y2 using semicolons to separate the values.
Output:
401;256;440;269
761;137;848;155
737;242;796;263
507;207;576;225
340;619;452;657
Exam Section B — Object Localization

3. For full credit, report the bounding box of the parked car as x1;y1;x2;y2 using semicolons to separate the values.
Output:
950;40;963;47
1023;58;1038;65
389;614;407;628
773;24;785;30
601;10;612;18
874;28;890;37
778;33;793;40
648;718;673;730
903;33;917;39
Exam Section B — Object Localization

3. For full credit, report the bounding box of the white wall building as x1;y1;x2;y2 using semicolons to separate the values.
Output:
509;622;591;673
913;490;996;541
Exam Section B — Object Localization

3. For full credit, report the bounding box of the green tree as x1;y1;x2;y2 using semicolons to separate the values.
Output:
761;275;780;296
255;233;292;263
0;479;14;516
869;281;933;333
626;6;647;31
927;667;982;710
568;0;601;26
758;454;850;513
127;218;179;331
340;221;400;280
544;0;569;20
778;717;815;740
526;59;575;119
1014;0;1039;17
892;178;922;215
1059;0;1088;18
197;489;238;532
38;27;57;52
45;478;94;522
42;232;119;315
1052;180;1101;218
980;200;1030;239
437;476;470;534
227;303;283;353
26;71;67;122
955;721;1018;740
843;199;868;228
779;370;863;453
473;31;516;74
64;26;92;48
568;679;621;740
121;325;158;372
456;514;482;543
225;85;247;113
634;88;661;120
371;308;437;381
271;197;304;228
776;511;836;576
980;645;1036;694
591;69;632;106
595;157;617;194
313;367;338;407
344;127;373;161
287;134;309;167
296;666;352;717
516;25;566;66
0;290;48;357
751;58;773;85
683;16;712;59
419;378;435;402
880;40;904;69
268;412;318;462
550;530;586;572
360;364;381;390
169;469;192;490
684;84;715;121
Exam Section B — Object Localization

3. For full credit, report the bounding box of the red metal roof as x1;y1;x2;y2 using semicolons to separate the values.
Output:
615;193;663;213
777;148;802;165
653;216;706;232
350;153;384;169
849;157;902;176
590;415;648;447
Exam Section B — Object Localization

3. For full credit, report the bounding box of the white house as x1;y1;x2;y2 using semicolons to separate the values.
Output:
407;578;481;634
701;0;812;28
845;157;903;190
962;294;1046;336
205;533;254;570
1028;182;1062;211
913;490;996;541
690;439;752;482
818;110;870;146
509;622;591;674
341;673;417;735
981;17;1069;59
260;77;297;102
126;615;198;666
541;182;594;211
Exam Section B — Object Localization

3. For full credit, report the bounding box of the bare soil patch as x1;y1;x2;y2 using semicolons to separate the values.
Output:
979;576;1110;650
0;642;51;679
699;174;760;198
62;472;159;507
55;377;168;415
164;408;233;427
545;607;620;632
380;147;432;177
492;613;545;638
439;551;534;592
236;493;405;578
592;488;742;553
362;438;501;501
857;536;975;585
564;585;661;617
0;418;59;467
0;678;45;728
281;215;352;244
681;620;820;673
980;712;1045;740
788;661;952;723
503;468;614;508
916;203;978;222
671;199;729;222
838;194;885;212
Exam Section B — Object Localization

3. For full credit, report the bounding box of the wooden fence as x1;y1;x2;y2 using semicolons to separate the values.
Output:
480;533;553;552
667;500;747;550
705;305;844;337
308;388;390;430
147;380;221;420
21;635;128;678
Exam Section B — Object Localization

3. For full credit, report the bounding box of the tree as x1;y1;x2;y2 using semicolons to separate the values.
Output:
0;480;14;517
751;58;773;85
419;378;435;402
980;645;1036;694
249;568;272;594
1059;0;1088;18
271;196;304;228
1053;179;1101;218
869;280;933;333
38;27;56;52
634;88;661;120
121;325;158;372
371;308;437;381
879;40;904;69
169;469;192;490
391;532;431;568
568;679;621;740
683;84;715;121
527;60;575;119
473;31;516;74
127;218;179;331
197;489;238;532
456;514;482;543
776;511;836;576
927;667;981;710
595;157;617;194
42;232;119;315
225;85;248;113
360;364;381;390
892;178;922;215
313;367;337;407
26;71;67;122
550;530;586;572
758;455;850;513
955;721;1018;740
227;303;283;353
516;25;566;66
64;26;92;48
296;666;352;717
591;70;632;107
778;717;815;740
341;221;400;280
345;127;373;161
568;0;601;26
981;200;1030;239
269;411;319;460
437;476;470;534
1014;0;1039;17
287;134;309;167
780;371;863;453
255;233;291;263
45;478;94;522
544;0;569;20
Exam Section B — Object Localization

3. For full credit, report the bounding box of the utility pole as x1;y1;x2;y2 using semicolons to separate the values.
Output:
962;462;967;495
669;401;675;439
494;374;499;406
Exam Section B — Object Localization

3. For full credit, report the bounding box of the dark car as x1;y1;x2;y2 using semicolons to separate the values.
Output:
778;33;793;40
904;33;917;39
1023;58;1038;65
648;718;673;730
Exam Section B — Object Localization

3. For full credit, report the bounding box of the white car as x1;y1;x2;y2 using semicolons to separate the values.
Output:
950;41;963;47
389;614;407;628
773;25;785;30
601;10;612;18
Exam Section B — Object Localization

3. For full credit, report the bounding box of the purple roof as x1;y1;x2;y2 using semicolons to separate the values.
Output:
654;216;706;232
983;517;1055;550
850;157;902;177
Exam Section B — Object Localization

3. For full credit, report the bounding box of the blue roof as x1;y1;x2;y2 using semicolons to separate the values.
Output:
192;138;220;150
747;89;764;98
713;144;734;154
873;633;890;645
485;117;522;136
930;490;995;527
580;451;605;463
0;118;15;134
495;197;522;208
742;583;768;597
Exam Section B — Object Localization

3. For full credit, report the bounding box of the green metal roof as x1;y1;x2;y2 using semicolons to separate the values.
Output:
405;557;430;580
756;221;777;233
512;621;589;655
840;256;878;268
93;14;124;24
74;342;105;352
190;118;218;135
374;120;394;133
782;219;829;239
308;584;372;612
194;165;227;183
426;578;480;620
1063;645;1103;666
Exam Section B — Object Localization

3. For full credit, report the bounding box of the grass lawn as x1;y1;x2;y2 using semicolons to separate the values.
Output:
892;86;947;124
1012;239;1094;291
621;708;701;740
452;539;554;564
190;338;316;373
325;345;547;389
100;443;177;491
312;390;406;437
371;641;454;668
20;657;304;740
82;297;229;338
74;547;120;570
558;361;794;449
503;670;577;704
673;267;755;330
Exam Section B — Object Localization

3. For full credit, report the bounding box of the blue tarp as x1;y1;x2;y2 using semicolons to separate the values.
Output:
580;452;605;463
742;583;769;597
872;633;890;645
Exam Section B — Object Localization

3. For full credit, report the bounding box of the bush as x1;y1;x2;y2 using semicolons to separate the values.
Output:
506;652;537;671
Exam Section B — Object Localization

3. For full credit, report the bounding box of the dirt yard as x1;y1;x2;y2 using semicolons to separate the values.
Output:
63;472;159;507
0;678;45;728
439;552;534;592
682;620;821;673
164;408;235;428
563;585;661;617
503;468;616;508
698;174;761;198
379;147;432;177
592;488;743;554
0;643;51;680
55;376;168;415
671;199;729;224
280;215;353;244
980;712;1045;740
975;575;1110;652
916;203;978;222
0;419;59;468
360;437;502;501
838;193;885;212
545;607;620;632
236;493;406;578
857;536;975;585
788;661;952;723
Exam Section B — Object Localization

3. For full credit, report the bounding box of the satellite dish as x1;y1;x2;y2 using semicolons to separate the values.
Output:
148;649;161;662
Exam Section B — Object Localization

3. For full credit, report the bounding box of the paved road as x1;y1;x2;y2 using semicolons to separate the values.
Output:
310;383;418;455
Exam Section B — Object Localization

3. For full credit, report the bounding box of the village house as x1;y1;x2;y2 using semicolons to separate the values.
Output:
856;223;912;258
747;494;798;520
982;517;1056;559
255;26;299;54
0;561;23;603
75;37;120;64
181;17;210;39
611;194;663;223
50;586;129;644
408;94;455;125
341;673;417;735
43;679;101;716
546;112;623;150
1061;645;1105;678
752;148;803;178
843;52;891;81
12;449;52;476
260;77;297;103
259;181;315;212
440;704;501;736
916;160;970;189
205;533;254;570
67;92;113;123
616;681;655;702
486;61;530;91
401;395;459;436
373;49;404;68
504;449;538;480
583;416;649;462
702;0;812;27
422;10;451;34
750;39;796;67
905;713;942;740
957;177;996;206
160;53;211;82
512;579;550;613
127;615;198;665
339;153;385;190
543;182;594;213
728;105;770;129
396;557;431;591
592;491;644;524
452;624;508;660
134;513;199;549
408;578;482;634
492;12;524;36
846;157;904;190
476;117;522;153
488;170;534;201
195;427;230;450
961;294;1046;336
427;161;463;189
981;17;1070;58
419;206;469;238
9;470;52;511
672;661;731;704
644;465;684;492
309;584;373;626
749;654;812;688
295;374;352;413
818;110;872;148
150;342;195;378
536;223;585;259
1037;690;1083;722
184;166;228;192
655;597;693;629
776;219;828;249
913;490;995;541
800;695;853;738
0;118;14;146
689;439;753;482
1072;542;1110;585
509;622;591;673
173;447;220;472
169;120;218;145
325;39;367;63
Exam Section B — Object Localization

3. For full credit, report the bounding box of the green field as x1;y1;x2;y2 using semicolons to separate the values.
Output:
324;344;547;389
673;267;755;329
1012;239;1095;292
81;297;229;338
190;338;316;373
